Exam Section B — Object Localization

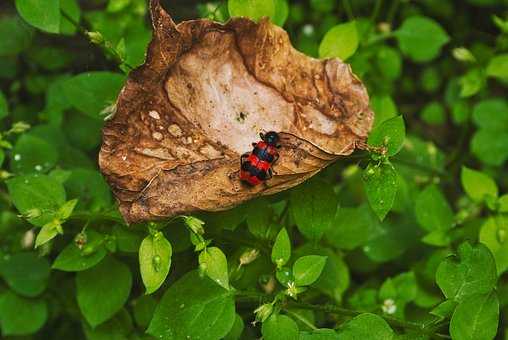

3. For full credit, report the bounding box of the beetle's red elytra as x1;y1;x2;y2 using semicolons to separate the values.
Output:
240;131;281;186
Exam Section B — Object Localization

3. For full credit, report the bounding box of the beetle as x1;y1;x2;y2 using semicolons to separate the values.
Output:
240;131;281;186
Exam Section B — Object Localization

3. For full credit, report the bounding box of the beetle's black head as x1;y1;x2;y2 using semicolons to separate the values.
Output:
263;131;280;146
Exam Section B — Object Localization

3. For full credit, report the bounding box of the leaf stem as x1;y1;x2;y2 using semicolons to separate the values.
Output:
284;309;318;330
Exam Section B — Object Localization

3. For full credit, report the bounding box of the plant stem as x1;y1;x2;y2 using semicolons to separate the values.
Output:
390;157;451;181
285;309;318;330
386;0;400;24
342;0;355;20
370;0;383;23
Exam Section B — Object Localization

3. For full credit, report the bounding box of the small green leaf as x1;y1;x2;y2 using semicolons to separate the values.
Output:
148;270;235;340
199;246;229;290
486;54;508;81
362;161;398;221
0;16;33;57
461;167;498;202
430;300;457;320
224;314;245;340
57;199;78;220
76;256;132;327
15;0;60;33
499;194;508;213
368;115;405;156
436;242;497;302
459;68;485;98
450;292;499;340
228;0;275;22
52;231;107;272
262;314;299;340
6;174;66;226
290;179;337;241
415;185;454;232
132;295;157;329
319;21;358;61
139;232;172;294
0;252;50;297
337;313;394;339
272;0;289;27
293;255;327;286
371;95;398;128
472;99;508;130
376;46;402;81
11;133;59;174
479;216;508;275
0;291;47;336
471;130;508;166
395;16;449;62
421;101;446;125
35;219;62;248
271;228;291;268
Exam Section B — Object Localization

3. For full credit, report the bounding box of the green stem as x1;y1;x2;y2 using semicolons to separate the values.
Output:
342;0;355;20
386;0;400;24
284;309;318;330
69;211;125;225
390;157;451;181
370;0;383;23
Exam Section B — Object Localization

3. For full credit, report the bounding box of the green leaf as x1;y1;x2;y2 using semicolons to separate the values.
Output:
395;16;449;62
62;72;125;117
199;246;230;290
272;0;289;27
0;91;8;120
0;252;50;297
450;292;499;340
471;129;508;166
82;308;133;340
65;168;112;211
479;216;508;275
132;295;157;329
272;228;291;268
228;0;275;22
300;329;340;339
0;16;33;57
35;219;62;248
421;101;446;125
368;115;405;156
472;99;508;130
499;194;508;213
76;256;132;327
461;167;498;202
11;133;59;174
6;174;66;226
290;179;337;241
326;205;383;250
15;0;60;33
148;270;235;340
415;185;454;232
52;231;107;272
293;255;327;286
362;161;398;221
371;95;397;128
337;313;394;339
435;242;497;302
0;291;47;336
262;314;299;340
379;272;417;318
319;21;358;61
430;300;457;320
376;46;402;81
139;232;172;294
486;54;508;81
59;0;81;35
224;314;245;340
459;68;486;98
310;0;337;12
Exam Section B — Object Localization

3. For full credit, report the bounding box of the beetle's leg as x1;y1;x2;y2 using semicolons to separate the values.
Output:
267;168;273;179
259;132;265;141
252;142;257;147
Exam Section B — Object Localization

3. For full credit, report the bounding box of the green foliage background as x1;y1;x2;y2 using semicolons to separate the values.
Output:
1;0;508;339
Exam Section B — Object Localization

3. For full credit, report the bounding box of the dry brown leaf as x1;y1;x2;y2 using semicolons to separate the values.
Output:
98;0;374;224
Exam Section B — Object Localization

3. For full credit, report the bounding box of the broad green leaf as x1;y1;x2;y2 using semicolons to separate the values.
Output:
430;300;457;320
376;46;402;80
368;115;405;156
228;0;275;22
371;95;397;128
450;292;499;340
262;314;299;340
272;228;291;268
395;16;449;62
461;167;498;202
0;91;8;120
64;112;103;151
132;295;157;329
272;0;289;27
435;242;496;302
486;54;508;80
60;0;81;35
415;185;454;232
246;198;273;238
15;0;60;33
224;314;245;340
76;256;132;327
362;161;398;221
290;179;337;241
337;313;394;339
82;308;133;340
0;16;33;56
65;168;112;211
293;255;327;286
0;291;47;336
472;99;508;130
479;216;508;275
326;205;383;250
319;21;358;61
11;134;59;174
139;232;172;294
148;270;235;340
199;246;229;290
6;174;66;226
471;129;508;166
0;252;50;297
62;72;125;117
35;219;62;248
52;231;107;271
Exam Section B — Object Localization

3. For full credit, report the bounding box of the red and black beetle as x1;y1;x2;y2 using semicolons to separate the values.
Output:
240;131;281;186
